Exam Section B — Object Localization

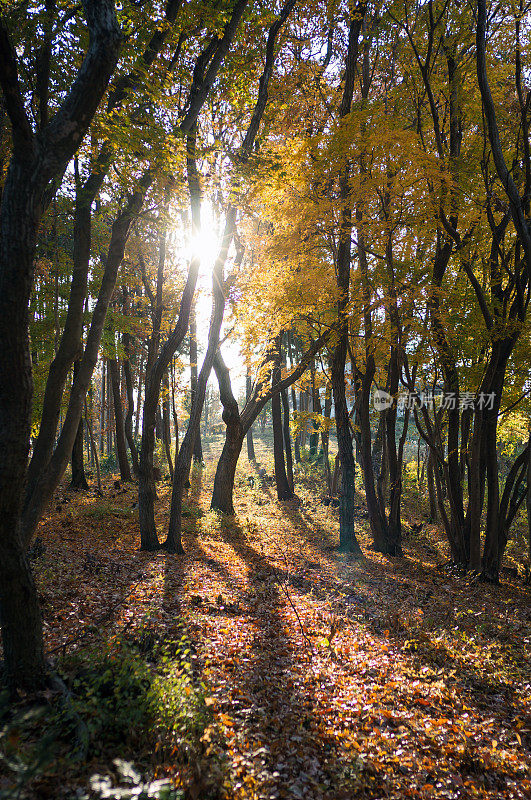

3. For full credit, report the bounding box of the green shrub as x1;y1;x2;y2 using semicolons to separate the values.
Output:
0;627;221;799
100;452;118;474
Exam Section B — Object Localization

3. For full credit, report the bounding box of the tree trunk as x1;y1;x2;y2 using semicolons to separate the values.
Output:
427;451;438;522
291;385;301;462
70;361;89;489
189;304;203;463
0;0;121;690
281;387;294;492
122;290;139;475
84;396;102;494
135;354;144;441
321;385;333;494
272;336;293;501
109;356;132;482
100;360;106;455
123;356;139;475
70;417;89;490
309;363;320;461
211;353;244;516
246;371;256;461
162;371;174;480
212;332;331;516
527;432;531;564
165;204;238;550
329;8;365;556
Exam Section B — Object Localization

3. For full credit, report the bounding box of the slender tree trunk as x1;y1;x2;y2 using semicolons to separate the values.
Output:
70;361;89;489
122;290;139;475
211;354;244;516
165;205;238;550
288;333;301;463
135;354;144;441
272;335;293;501
189;304;203;462
427;451;438;522
291;385;301;462
212;332;330;515
123;357;139;475
71;416;89;490
27;172;104;499
170;357;179;451
110;356;132;482
107;362;113;456
309;363;320;461
162;371;174;480
321;384;333;493
246;371;256;461
100;360;106;455
281;387;294;492
329;7;365;556
85;396;102;494
527;432;531;564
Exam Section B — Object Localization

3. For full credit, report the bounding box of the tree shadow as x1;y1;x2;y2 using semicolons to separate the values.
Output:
217;515;367;799
281;500;531;753
162;464;246;620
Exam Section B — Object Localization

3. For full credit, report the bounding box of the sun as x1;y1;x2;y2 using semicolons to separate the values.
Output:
188;204;245;394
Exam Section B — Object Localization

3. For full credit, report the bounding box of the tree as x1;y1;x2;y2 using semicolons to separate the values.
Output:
0;0;121;690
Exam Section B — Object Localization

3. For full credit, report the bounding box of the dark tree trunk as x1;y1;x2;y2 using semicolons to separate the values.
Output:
291;385;301;462
70;417;89;490
272;335;293;501
211;332;330;516
0;0;121;690
382;236;403;556
189;305;203;463
427;451;438;522
135;354;144;441
100;360;106;455
70;360;89;489
162;371;174;480
246;372;256;461
527;436;531;563
329;7;365;556
211;353;244;516
85;396;102;494
109;357;132;482
123;356;139;475
122;290;139;475
308;363;319;461
321;384;333;493
0;166;44;689
481;347;513;582
332;332;363;555
281;387;294;492
27;173;104;500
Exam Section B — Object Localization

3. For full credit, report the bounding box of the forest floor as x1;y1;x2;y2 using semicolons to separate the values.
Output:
1;435;531;800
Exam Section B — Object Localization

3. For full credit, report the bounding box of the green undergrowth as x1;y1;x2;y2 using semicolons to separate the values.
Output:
0;621;227;800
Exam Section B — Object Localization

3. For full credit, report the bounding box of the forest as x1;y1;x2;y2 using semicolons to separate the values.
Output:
0;0;530;798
